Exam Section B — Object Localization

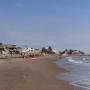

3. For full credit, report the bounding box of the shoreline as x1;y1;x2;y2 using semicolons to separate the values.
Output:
0;55;73;90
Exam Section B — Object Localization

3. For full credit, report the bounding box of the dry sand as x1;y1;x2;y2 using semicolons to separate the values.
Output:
0;55;73;90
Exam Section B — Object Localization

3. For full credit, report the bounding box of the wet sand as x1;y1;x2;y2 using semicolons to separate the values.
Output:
0;56;73;90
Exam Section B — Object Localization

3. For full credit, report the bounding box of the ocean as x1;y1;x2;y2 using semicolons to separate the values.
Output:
55;56;90;90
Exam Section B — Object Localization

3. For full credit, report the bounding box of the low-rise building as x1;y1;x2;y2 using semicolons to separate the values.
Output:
0;44;16;55
21;48;41;56
72;50;83;55
52;49;60;54
0;44;16;50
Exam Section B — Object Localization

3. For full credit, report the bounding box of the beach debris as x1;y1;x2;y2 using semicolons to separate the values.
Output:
31;58;37;60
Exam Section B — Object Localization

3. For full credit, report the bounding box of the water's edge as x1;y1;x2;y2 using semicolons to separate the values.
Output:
55;56;90;90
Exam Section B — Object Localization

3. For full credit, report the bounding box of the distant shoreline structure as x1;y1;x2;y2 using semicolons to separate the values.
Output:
0;42;86;58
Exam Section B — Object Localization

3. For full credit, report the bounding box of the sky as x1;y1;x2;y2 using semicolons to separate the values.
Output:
0;0;90;52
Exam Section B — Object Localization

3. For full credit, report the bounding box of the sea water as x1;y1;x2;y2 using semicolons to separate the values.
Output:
55;56;90;90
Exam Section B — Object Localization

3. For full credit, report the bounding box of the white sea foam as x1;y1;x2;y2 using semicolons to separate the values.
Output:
56;56;90;89
68;58;83;64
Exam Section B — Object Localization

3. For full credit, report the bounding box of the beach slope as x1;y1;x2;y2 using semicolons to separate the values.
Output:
0;56;73;90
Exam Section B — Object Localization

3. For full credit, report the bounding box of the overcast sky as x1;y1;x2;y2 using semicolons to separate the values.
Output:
0;0;90;52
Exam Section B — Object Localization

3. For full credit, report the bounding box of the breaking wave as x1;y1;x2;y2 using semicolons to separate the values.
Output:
55;56;90;83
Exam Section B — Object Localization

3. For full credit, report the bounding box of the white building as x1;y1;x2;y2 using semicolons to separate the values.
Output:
52;49;59;54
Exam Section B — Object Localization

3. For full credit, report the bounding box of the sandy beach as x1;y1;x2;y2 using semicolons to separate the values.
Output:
0;56;73;90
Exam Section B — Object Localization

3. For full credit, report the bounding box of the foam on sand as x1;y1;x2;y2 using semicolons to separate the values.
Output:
56;56;90;90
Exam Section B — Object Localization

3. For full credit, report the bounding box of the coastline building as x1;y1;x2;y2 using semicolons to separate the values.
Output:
52;49;60;54
72;50;82;55
0;44;16;55
21;48;40;56
0;44;16;50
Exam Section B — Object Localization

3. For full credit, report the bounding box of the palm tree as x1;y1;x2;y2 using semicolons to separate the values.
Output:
0;43;3;45
48;46;53;54
42;47;47;53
